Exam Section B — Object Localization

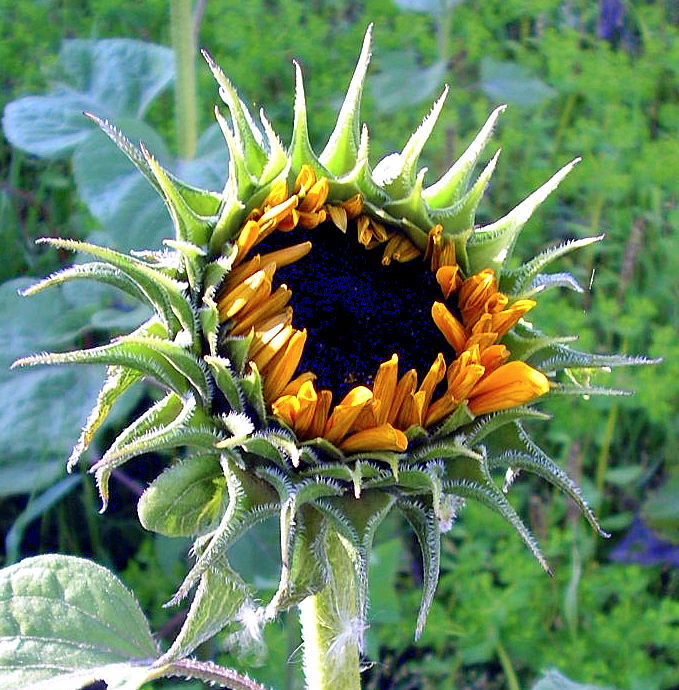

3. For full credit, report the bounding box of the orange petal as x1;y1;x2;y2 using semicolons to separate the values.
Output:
435;265;461;299
299;177;329;213
382;233;419;265
418;353;447;412
397;389;427;428
280;371;317;397
307;389;333;438
248;309;293;358
431;302;468;354
271;394;300;428
339;424;408;453
298;208;327;229
323;386;373;445
479;344;510;375
264;180;289;207
468;361;550;415
424;393;458;427
259;195;299;227
294;380;319;436
387;369;418;426
490;299;536;336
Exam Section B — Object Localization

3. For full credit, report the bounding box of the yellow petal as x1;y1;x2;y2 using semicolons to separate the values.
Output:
298;208;327;229
431;302;467;354
218;263;275;321
382;233;419;265
299;177;329;213
459;268;498;326
468;361;550;415
373;354;399;425
479;344;510;375
424;393;458;427
339;424;408;453
341;193;363;219
294;164;317;194
264;180;289;207
248;309;293;358
230;285;292;336
263;328;308;401
271;394;300;428
259;195;299;227
323;386;373;445
251;324;294;371
327;204;348;232
234;220;261;265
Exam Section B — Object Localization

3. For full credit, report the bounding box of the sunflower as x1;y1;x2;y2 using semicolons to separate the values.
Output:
14;26;653;681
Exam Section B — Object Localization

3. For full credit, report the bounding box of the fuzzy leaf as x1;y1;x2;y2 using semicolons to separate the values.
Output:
0;555;158;690
204;355;244;412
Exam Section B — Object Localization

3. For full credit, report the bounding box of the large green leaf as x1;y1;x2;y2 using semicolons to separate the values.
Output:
0;279;105;497
0;555;159;690
2;39;174;158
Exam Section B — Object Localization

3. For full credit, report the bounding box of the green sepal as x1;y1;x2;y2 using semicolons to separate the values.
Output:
423;104;506;208
140;143;213;248
92;394;220;510
500;235;604;296
204;355;244;412
20;262;147;304
319;25;372;176
485;421;607;536
161;554;253;664
431;149;500;234
548;382;633;397
288;61;329;176
501;321;578;362
222;331;255;375
314;490;396;646
432;402;475;439
170;454;280;605
240;363;267;424
464;406;551;446
213;105;257;198
202;50;268;178
409;440;483;465
138;453;226;537
373;87;448;199
467;158;580;276
383;167;434;236
265;505;329;617
36;237;196;340
397;498;441;639
444;447;550;573
258;110;289;185
84;111;222;217
67;365;143;471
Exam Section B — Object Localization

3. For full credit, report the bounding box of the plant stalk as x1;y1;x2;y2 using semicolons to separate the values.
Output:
170;0;198;159
299;528;362;690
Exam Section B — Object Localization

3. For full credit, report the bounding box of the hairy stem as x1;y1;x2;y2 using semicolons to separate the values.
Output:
299;528;361;690
158;658;269;690
170;0;198;159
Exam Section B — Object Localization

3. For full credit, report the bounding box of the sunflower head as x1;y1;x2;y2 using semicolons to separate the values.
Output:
13;26;656;656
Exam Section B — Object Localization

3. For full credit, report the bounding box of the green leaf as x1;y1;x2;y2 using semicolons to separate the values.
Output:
0;554;159;690
480;58;556;107
0;279;105;496
370;50;447;115
2;39;173;159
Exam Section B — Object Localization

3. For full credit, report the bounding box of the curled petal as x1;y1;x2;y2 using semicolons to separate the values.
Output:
340;424;408;453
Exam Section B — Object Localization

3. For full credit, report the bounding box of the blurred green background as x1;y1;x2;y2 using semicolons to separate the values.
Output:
1;1;677;688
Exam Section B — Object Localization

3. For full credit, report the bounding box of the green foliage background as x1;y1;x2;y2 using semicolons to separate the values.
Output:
1;1;677;688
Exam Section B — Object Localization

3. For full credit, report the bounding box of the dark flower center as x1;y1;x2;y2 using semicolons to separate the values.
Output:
256;222;448;400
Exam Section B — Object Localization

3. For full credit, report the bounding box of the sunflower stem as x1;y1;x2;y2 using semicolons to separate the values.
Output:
299;528;362;690
170;0;198;159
